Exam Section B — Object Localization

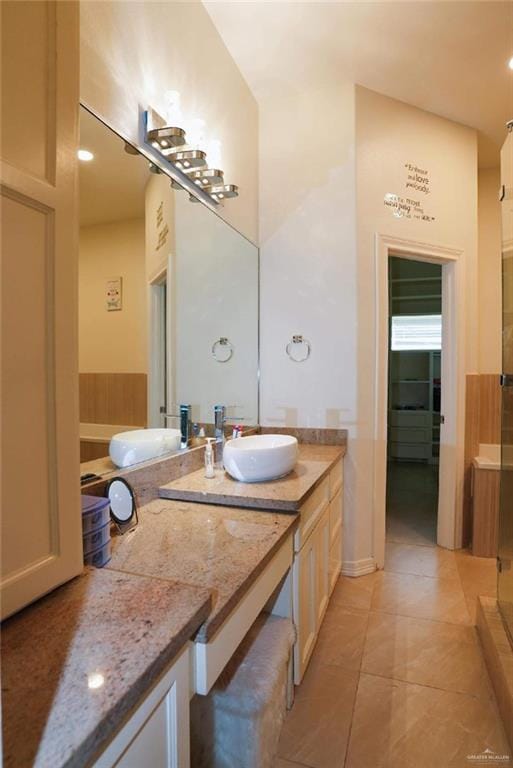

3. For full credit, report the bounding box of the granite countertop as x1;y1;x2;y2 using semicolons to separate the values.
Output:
107;498;298;642
159;443;344;512
1;568;211;768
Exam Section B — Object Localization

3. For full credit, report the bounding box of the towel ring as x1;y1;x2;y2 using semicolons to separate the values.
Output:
212;337;234;363
286;335;311;363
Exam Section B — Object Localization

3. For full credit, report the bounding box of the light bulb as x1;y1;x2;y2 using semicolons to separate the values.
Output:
508;56;513;71
78;149;94;162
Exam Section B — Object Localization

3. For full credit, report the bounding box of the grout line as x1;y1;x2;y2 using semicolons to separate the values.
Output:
383;566;461;582
343;596;374;767
367;607;479;631
359;670;491;702
370;606;472;627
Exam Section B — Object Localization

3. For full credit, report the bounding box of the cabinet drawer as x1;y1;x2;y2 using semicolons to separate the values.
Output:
389;442;431;459
328;525;342;596
328;487;343;546
329;460;343;499
389;410;431;427
294;477;329;552
389;427;431;444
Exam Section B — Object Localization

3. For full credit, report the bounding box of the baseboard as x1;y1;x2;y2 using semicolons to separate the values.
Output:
341;557;376;577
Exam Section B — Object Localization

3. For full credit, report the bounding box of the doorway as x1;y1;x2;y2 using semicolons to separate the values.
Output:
373;235;465;569
386;257;442;547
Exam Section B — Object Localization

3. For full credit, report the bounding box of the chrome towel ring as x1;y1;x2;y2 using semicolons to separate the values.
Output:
286;334;311;363
212;336;234;363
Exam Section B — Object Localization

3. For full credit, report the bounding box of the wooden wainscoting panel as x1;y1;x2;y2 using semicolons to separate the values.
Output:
463;374;481;546
80;441;110;463
479;374;502;445
472;467;501;558
79;373;147;426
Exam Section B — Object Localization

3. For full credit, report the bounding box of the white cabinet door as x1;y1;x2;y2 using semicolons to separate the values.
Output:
94;645;190;768
316;507;330;627
1;0;83;619
293;531;318;684
329;525;342;596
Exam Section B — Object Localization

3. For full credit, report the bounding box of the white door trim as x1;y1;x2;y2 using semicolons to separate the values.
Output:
148;268;168;428
373;234;465;568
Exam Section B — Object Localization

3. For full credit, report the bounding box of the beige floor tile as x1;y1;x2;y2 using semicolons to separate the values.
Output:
277;660;359;768
313;602;369;671
362;611;493;699
385;513;437;548
330;573;377;611
371;570;471;625
345;674;511;768
466;594;479;624
456;549;497;601
385;541;458;579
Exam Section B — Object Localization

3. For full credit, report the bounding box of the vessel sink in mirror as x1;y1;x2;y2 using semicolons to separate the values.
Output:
223;435;299;483
78;106;259;479
109;428;182;469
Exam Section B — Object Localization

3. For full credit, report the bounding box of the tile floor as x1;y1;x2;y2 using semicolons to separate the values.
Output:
275;463;509;768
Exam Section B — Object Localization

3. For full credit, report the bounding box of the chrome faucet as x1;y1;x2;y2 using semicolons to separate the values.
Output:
214;404;226;443
164;404;192;449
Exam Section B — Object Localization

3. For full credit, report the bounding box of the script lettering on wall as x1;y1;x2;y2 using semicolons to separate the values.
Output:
383;162;436;222
155;200;169;251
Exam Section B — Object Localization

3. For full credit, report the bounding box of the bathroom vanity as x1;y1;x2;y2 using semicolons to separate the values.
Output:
159;442;344;684
2;440;345;767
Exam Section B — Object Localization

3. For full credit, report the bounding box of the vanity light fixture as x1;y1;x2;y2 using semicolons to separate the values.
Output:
147;126;186;150
78;149;94;162
208;184;239;201
187;168;224;187
144;107;239;205
164;149;207;170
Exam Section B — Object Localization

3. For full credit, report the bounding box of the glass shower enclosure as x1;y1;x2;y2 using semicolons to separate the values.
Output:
498;120;513;635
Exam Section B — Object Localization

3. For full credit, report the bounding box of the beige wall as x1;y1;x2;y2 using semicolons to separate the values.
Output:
260;84;479;568
80;1;258;244
355;87;478;562
478;167;502;374
79;218;147;373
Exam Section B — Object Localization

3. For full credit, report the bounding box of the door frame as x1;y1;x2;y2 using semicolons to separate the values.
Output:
148;266;169;428
373;234;465;568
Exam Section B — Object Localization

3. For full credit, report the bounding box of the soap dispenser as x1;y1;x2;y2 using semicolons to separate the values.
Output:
204;438;215;479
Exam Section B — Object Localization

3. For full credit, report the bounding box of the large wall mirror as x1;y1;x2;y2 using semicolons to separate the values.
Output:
79;106;259;472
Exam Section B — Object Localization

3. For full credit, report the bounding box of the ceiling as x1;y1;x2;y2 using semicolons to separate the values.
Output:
79;107;149;227
205;0;513;168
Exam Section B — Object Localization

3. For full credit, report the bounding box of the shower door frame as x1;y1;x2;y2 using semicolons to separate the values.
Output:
373;234;465;568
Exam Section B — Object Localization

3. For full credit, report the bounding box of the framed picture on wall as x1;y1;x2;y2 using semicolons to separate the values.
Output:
106;277;122;311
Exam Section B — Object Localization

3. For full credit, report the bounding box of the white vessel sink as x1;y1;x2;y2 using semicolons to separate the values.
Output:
223;434;298;483
109;428;182;468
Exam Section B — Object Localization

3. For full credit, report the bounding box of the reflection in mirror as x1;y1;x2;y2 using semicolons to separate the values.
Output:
78;106;259;477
